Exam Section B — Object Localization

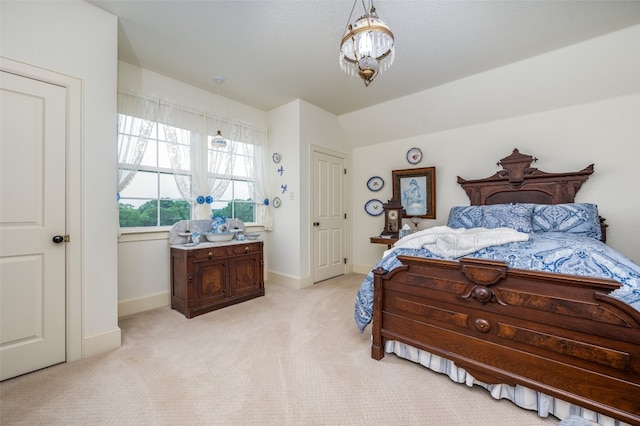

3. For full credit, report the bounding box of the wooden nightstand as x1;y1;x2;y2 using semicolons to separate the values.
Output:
370;236;398;249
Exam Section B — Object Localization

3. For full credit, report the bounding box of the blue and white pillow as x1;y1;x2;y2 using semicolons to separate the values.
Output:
532;203;601;240
447;206;484;229
480;204;534;233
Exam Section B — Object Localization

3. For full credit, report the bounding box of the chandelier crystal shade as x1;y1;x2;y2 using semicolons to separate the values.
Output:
339;1;395;87
211;130;227;148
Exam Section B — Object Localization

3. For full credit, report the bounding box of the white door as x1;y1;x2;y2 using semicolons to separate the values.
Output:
0;71;67;381
312;149;346;283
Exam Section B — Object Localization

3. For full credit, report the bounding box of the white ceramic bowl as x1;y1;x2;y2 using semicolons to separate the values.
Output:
204;232;234;242
244;232;261;240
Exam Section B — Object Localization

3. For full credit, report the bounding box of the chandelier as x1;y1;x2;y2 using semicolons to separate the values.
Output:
339;0;395;87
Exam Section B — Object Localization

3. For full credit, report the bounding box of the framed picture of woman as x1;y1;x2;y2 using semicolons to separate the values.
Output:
392;167;436;219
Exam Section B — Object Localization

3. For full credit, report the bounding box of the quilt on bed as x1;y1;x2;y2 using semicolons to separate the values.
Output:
355;229;640;333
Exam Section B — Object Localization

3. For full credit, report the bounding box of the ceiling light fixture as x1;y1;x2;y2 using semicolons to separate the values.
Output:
339;0;395;87
211;75;227;149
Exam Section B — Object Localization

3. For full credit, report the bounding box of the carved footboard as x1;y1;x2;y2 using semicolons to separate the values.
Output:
371;256;640;425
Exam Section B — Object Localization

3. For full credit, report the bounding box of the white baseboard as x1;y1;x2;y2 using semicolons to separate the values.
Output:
352;264;374;275
118;291;171;318
82;327;121;358
266;271;313;289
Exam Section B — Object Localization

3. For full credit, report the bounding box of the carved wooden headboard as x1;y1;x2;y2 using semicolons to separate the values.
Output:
457;149;594;205
457;149;607;241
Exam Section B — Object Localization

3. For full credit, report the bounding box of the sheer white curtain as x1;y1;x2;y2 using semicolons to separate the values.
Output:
158;103;202;215
117;91;158;194
204;116;272;228
202;117;236;220
244;126;272;230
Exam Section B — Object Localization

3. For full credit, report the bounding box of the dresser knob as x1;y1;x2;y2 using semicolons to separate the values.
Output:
474;318;491;333
208;252;213;261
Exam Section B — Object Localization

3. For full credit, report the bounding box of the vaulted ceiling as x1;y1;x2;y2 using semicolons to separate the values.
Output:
89;0;640;116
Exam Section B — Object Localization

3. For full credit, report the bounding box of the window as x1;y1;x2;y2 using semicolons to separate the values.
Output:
118;114;193;227
208;138;256;224
117;110;263;228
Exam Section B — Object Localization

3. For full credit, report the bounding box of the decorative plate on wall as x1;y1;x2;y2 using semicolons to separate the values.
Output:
367;176;384;192
365;199;384;216
406;147;423;164
273;196;281;208
272;152;281;163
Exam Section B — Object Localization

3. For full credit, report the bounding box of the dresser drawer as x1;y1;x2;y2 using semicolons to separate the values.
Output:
191;247;228;261
190;242;261;261
228;243;261;256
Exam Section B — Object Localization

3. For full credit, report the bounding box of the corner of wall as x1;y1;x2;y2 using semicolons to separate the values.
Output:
82;327;122;359
266;270;313;289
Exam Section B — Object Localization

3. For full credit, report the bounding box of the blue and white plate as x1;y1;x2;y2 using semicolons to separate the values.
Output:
365;199;384;216
367;176;384;192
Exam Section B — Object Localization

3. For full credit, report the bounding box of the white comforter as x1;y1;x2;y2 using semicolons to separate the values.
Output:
385;226;529;259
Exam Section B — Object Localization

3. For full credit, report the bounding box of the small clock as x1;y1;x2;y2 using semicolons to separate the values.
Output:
406;147;423;164
381;199;403;237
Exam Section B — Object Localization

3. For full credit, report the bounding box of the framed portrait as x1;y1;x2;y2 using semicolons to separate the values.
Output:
392;167;436;219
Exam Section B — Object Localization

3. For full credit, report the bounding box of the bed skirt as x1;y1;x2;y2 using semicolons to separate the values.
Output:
384;340;630;426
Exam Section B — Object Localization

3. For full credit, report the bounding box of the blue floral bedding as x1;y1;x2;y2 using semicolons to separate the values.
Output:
355;232;640;332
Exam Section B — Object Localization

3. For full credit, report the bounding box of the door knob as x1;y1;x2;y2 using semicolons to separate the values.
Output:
313;222;320;226
52;235;64;244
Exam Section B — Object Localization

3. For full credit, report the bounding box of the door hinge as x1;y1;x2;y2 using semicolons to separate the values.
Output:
344;213;347;219
344;168;347;174
343;258;347;264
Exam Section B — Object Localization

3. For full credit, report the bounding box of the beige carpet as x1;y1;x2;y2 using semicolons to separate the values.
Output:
1;274;558;425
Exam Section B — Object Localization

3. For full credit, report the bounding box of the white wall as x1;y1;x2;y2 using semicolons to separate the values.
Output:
266;101;303;285
351;94;640;271
340;24;640;148
300;101;351;277
349;24;640;272
118;61;268;129
266;100;351;288
1;0;120;356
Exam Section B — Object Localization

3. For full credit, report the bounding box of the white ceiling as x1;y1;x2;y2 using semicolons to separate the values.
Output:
88;0;640;116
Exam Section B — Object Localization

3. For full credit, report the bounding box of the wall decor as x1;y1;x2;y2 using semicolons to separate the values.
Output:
392;167;436;219
281;184;287;193
272;197;281;208
272;152;281;163
364;199;384;216
406;147;422;164
277;165;284;176
367;176;384;191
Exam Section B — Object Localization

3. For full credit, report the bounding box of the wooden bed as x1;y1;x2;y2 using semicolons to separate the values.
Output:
370;149;640;425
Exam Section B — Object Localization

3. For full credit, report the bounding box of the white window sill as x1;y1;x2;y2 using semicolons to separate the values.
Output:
118;224;266;243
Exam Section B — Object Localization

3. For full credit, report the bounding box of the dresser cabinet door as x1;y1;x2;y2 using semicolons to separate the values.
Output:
192;258;229;306
230;253;262;296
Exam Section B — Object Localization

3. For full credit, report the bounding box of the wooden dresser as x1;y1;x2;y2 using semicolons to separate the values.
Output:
170;240;264;319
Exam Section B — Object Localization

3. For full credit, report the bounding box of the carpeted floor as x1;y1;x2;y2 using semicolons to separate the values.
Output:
0;273;559;425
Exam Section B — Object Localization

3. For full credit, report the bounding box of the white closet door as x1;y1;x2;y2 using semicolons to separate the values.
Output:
1;70;66;380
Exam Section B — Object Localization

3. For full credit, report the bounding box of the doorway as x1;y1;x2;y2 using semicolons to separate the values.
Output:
312;147;347;283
